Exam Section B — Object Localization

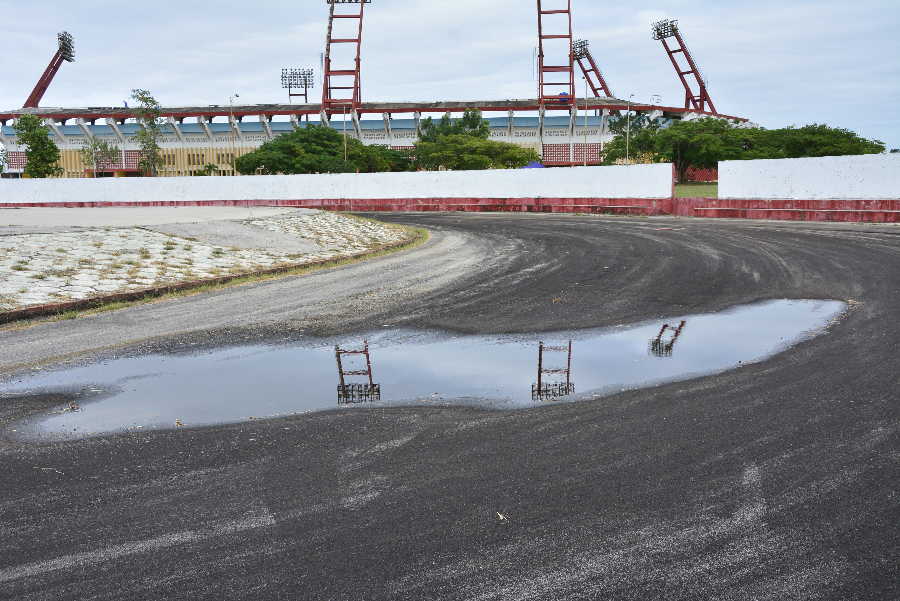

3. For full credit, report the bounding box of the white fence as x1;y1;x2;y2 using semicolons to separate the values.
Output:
0;164;674;205
719;155;900;200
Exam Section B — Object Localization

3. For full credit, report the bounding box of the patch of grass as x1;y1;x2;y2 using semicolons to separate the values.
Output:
183;245;193;252
31;273;48;280
211;248;225;258
11;262;29;272
139;248;152;260
92;241;104;248
675;182;718;199
55;248;68;254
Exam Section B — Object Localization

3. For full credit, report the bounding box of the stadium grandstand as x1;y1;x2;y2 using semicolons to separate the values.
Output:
0;99;739;178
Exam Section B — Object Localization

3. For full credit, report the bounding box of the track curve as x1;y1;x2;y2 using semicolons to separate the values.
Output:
0;214;897;600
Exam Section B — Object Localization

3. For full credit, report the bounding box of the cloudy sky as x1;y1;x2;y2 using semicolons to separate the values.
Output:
1;0;898;148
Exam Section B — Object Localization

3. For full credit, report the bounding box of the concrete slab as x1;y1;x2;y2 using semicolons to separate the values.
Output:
148;221;323;253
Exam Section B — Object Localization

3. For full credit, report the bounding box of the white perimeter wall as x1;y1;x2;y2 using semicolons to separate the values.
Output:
0;164;673;204
719;154;900;200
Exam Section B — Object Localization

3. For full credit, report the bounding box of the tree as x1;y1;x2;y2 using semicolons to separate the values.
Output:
235;125;410;175
655;119;745;183
0;147;6;173
79;137;121;175
14;114;62;178
419;109;491;143
728;124;884;159
601;118;885;182
131;89;163;176
413;109;538;170
416;134;539;171
607;112;658;137
601;114;664;165
195;164;220;176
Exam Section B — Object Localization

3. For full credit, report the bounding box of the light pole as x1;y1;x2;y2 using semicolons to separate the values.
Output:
343;105;348;162
583;77;588;167
229;93;240;175
626;93;634;164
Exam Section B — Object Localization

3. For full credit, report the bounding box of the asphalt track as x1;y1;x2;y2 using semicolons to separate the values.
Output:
0;213;897;600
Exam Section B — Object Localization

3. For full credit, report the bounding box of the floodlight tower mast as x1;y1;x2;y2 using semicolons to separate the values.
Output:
573;39;614;98
536;0;575;109
23;32;75;109
322;0;370;114
651;19;716;113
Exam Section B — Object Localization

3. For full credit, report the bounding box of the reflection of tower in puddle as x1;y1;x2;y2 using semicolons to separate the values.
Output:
335;341;381;404
532;340;575;401
649;321;687;357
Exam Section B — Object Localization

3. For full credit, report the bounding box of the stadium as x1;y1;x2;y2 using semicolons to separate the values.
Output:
0;1;745;178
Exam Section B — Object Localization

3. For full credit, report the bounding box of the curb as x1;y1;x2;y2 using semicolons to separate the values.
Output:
0;230;424;326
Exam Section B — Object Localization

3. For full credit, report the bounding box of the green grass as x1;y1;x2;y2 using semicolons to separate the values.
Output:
675;183;718;198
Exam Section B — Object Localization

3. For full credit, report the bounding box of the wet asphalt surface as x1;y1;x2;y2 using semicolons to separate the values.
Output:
0;213;897;600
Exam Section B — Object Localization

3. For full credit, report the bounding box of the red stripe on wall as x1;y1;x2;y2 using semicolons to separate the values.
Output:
1;197;897;222
0;197;672;216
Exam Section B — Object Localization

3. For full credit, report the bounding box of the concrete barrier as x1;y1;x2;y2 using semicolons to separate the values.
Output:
0;164;674;206
719;155;900;200
671;197;900;223
4;158;897;223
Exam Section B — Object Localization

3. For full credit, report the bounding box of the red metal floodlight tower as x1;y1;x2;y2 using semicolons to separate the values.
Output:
322;0;370;114
23;31;75;109
536;0;575;109
651;19;716;113
572;39;614;98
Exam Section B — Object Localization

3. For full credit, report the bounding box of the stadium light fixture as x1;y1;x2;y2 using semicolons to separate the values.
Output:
572;39;589;60
651;19;679;41
281;68;314;89
58;31;75;62
282;68;315;103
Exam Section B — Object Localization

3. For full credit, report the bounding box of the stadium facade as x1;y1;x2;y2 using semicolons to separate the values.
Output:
0;99;734;178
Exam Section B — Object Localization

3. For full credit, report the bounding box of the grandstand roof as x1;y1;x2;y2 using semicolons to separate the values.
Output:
1;115;663;138
0;98;746;126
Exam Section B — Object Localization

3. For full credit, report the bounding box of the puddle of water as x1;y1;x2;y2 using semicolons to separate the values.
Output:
1;300;845;440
